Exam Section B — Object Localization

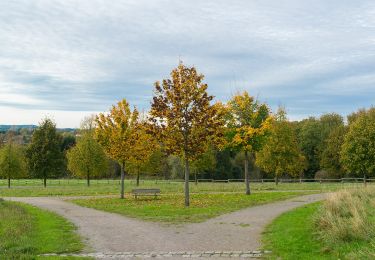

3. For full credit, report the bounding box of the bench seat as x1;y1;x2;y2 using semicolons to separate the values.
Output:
132;188;160;199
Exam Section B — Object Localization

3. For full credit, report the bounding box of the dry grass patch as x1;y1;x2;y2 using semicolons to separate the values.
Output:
314;188;375;244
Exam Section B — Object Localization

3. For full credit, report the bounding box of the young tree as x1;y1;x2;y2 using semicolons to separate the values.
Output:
226;91;272;195
26;118;64;187
341;108;375;180
127;124;158;186
149;62;225;206
67;132;108;187
0;143;26;188
96;99;140;199
256;109;306;184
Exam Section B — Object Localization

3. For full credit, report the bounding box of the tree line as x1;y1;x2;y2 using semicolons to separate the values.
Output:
1;63;374;206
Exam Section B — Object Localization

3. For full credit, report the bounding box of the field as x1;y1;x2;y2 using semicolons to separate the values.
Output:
0;178;368;197
1;178;371;259
0;200;85;259
72;191;314;223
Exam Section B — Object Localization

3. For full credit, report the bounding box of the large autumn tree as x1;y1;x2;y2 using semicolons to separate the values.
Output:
96;99;140;199
26;118;64;187
0;141;26;188
341;108;375;179
226;91;272;195
256;109;306;184
67;117;108;186
320;125;347;178
295;113;344;178
149;62;225;206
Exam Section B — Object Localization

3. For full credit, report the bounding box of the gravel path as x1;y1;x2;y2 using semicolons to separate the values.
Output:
6;193;326;258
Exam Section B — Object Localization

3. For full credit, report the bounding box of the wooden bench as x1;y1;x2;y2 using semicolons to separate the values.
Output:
132;188;160;199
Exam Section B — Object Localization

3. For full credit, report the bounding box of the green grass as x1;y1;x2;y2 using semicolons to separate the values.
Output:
262;201;375;260
71;191;314;223
0;179;367;197
0;200;84;259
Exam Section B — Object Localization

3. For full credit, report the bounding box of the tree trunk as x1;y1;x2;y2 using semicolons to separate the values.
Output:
120;162;125;199
43;177;47;188
163;154;169;180
195;172;198;185
87;171;90;187
136;167;140;186
275;176;279;185
161;144;169;180
184;157;190;207
364;174;367;187
244;151;251;195
8;177;10;189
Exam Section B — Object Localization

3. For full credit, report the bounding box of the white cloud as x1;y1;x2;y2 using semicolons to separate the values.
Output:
0;0;375;126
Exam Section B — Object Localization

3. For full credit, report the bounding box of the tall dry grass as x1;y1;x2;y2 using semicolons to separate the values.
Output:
315;188;375;243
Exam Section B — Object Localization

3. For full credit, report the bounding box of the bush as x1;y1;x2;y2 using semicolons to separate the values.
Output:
314;188;375;243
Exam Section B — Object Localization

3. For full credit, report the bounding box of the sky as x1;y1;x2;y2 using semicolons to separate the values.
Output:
1;0;375;128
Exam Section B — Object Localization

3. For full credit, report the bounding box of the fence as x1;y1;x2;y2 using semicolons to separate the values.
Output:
0;177;373;186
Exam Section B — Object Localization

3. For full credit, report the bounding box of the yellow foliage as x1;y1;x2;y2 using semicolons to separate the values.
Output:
226;91;272;153
149;62;225;160
256;119;306;178
95;99;155;167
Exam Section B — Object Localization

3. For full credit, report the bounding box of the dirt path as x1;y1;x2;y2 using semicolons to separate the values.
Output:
6;193;326;256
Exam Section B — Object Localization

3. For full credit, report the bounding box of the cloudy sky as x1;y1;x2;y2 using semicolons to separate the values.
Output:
1;0;375;127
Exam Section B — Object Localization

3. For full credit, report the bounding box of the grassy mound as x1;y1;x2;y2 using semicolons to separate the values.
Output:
0;200;84;259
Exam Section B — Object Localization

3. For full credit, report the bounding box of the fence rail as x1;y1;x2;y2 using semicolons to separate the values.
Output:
0;177;373;186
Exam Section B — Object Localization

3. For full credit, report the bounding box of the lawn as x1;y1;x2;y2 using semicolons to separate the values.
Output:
262;195;375;259
0;199;85;259
0;178;366;197
71;191;314;223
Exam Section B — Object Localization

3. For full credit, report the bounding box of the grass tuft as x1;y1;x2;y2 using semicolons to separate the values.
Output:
314;188;375;243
